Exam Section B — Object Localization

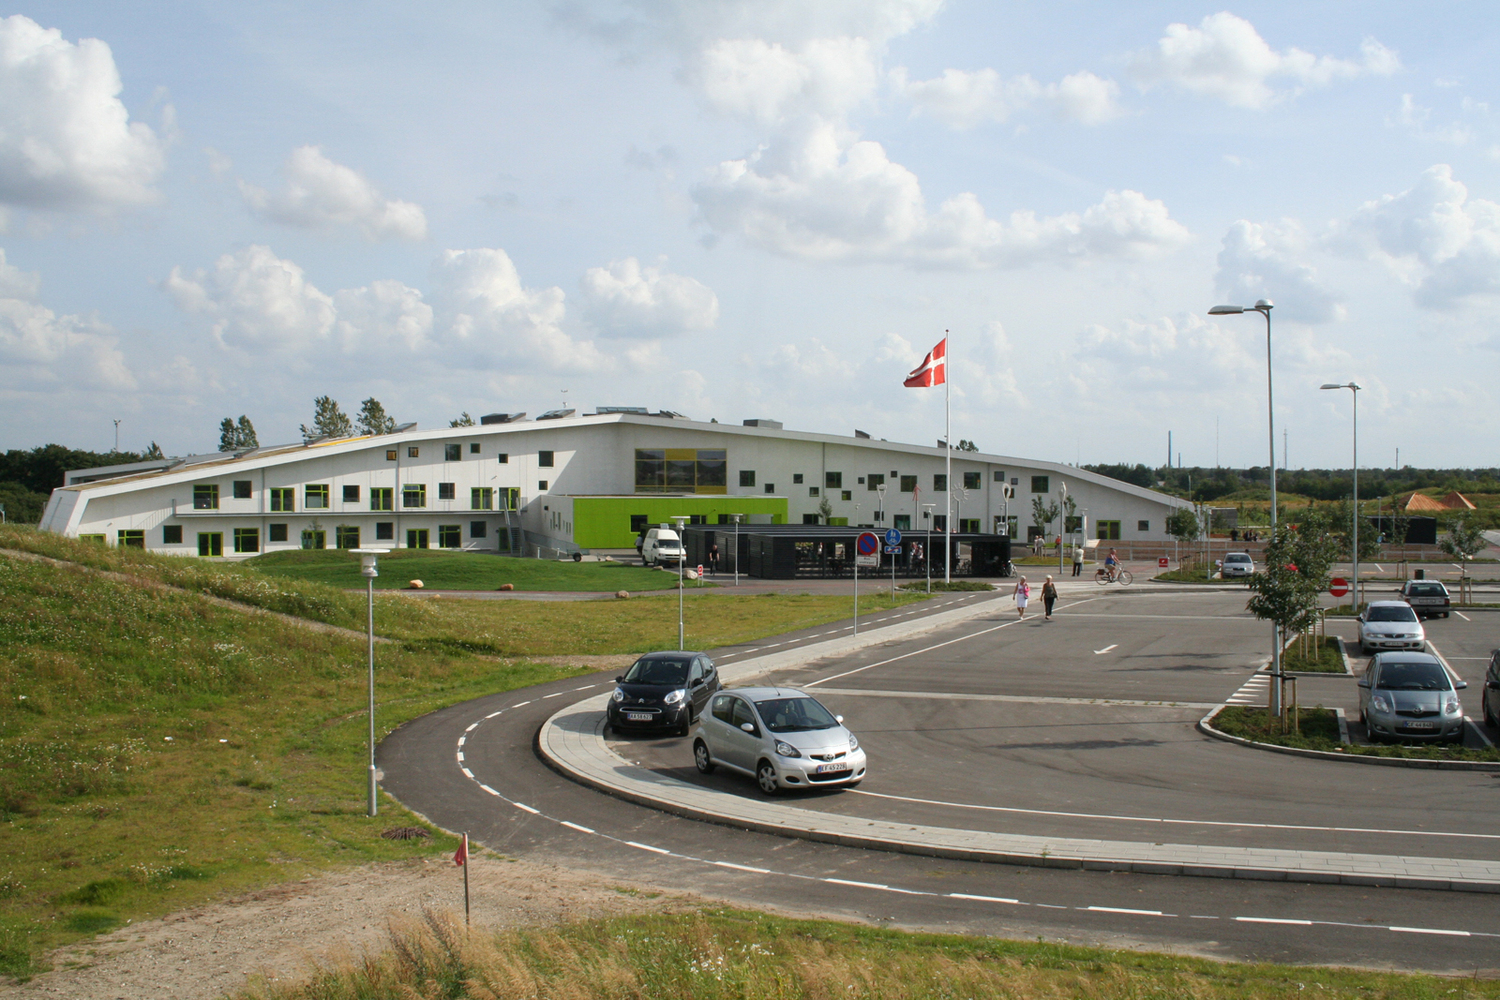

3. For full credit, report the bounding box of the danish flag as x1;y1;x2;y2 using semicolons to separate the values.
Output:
903;338;946;387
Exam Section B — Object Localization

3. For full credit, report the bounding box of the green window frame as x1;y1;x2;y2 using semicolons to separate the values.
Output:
370;487;393;511
335;526;360;549
471;487;494;510
1096;520;1122;541
117;529;145;549
438;525;462;548
197;532;223;557
233;527;259;553
269;488;294;512
78;533;106;544
402;483;427;508
305;484;330;509
192;484;219;510
301;529;326;550
739;469;755;488
959;518;980;533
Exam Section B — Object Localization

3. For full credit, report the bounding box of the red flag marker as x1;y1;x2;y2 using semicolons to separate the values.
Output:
904;338;946;387
454;831;468;867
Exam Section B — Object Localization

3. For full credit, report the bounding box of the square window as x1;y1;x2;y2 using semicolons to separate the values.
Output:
233;527;260;553
192;484;219;510
270;487;294;512
809;486;819;497
268;523;288;542
470;521;487;538
825;471;843;489
931;474;945;492
469;443;480;454
739;470;755;487
803;513;820;524
370;487;393;511
901;475;918;493
445;443;462;462
538;480;549;490
375;522;394;541
857;476;865;485
386;449;398;461
764;483;774;494
793;473;804;484
343;484;360;503
963;471;982;490
631;514;650;533
538;450;554;467
438;482;456;500
117;529;145;549
1138;520;1150;532
305;484;330;509
232;480;252;499
438;525;462;548
1031;475;1050;493
993;470;1006;482
408;446;419;458
335;526;360;549
497;453;508;463
866;473;884;491
890;470;898;477
162;524;183;544
402;483;427;508
842;490;852;501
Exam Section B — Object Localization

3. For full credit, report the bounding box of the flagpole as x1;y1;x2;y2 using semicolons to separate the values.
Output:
945;330;951;584
462;832;470;926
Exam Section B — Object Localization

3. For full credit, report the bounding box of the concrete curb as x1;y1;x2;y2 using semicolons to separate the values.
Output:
1197;705;1500;772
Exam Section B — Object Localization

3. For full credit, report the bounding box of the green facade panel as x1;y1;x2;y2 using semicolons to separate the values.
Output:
571;496;787;548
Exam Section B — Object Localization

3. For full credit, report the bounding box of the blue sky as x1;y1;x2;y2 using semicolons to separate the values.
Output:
2;2;1497;469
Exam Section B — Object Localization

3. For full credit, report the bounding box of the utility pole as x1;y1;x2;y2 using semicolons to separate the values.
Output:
113;419;121;452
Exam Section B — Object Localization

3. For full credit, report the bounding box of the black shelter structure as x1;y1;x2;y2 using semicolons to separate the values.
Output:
681;524;1011;580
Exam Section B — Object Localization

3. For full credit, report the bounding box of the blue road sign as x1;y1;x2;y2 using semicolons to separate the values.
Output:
855;531;880;557
883;545;902;554
884;528;902;546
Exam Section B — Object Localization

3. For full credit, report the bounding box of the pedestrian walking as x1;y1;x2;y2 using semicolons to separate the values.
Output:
1013;576;1030;619
1072;543;1083;577
1042;575;1058;620
707;542;720;576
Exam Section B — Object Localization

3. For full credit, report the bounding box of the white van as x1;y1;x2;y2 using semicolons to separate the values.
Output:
641;526;684;567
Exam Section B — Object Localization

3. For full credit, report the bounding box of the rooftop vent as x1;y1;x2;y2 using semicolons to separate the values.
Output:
854;429;871;439
536;408;576;420
594;406;649;415
393;422;418;432
479;412;526;425
743;418;783;430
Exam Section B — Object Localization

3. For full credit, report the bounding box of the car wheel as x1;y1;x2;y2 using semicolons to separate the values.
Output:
692;739;715;774
676;709;692;738
756;760;780;796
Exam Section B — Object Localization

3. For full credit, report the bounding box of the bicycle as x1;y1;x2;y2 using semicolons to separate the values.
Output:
1095;566;1132;586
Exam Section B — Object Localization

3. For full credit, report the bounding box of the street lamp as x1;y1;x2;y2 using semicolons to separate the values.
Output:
351;548;387;817
876;483;886;524
1057;481;1068;577
729;513;743;587
922;503;934;594
670;515;689;649
1209;298;1281;714
1321;382;1362;609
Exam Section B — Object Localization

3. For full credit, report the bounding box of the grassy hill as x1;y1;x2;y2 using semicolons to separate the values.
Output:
247;547;680;591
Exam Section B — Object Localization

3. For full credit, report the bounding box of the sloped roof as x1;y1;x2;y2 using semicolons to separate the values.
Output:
1441;491;1476;510
1403;492;1446;512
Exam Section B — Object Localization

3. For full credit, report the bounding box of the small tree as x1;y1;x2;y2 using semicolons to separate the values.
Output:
1166;507;1200;544
1030;495;1060;544
956;439;979;452
218;417;237;452
1440;519;1487;565
218;415;258;451
450;412;476;428
235;416;258;449
301;396;352;442
818;496;833;523
143;441;165;460
1246;509;1343;716
356;398;397;436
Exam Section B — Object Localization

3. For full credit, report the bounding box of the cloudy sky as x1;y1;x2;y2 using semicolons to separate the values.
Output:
1;2;1497;469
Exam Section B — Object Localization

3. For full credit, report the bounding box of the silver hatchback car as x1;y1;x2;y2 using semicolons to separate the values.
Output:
1357;652;1467;744
693;687;867;795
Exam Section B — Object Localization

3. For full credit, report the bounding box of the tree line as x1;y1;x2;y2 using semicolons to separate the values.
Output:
1084;463;1500;504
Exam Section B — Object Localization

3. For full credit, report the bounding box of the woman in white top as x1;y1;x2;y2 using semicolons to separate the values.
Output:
1013;576;1030;619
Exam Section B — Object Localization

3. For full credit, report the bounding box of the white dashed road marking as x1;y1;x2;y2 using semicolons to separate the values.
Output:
1225;673;1270;705
1093;644;1118;655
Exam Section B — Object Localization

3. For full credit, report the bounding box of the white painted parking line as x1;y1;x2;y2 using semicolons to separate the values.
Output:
825;878;888;890
1454;611;1472;621
511;701;529;708
950;893;1021;905
713;861;771;874
1088;906;1164;916
1424;641;1464;685
1236;917;1312;926
465;722;478;732
460;767;474;778
1093;644;1118;655
478;784;500;796
1389;926;1471;936
514;802;540;814
626;841;671;855
560;820;595;834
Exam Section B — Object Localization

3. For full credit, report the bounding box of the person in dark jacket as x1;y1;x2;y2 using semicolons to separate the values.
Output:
1042;575;1058;620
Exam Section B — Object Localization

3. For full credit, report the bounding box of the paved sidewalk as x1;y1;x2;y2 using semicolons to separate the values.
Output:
536;607;1500;894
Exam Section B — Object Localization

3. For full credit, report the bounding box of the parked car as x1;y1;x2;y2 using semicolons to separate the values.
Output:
1356;601;1426;655
640;526;684;567
1220;552;1255;578
1399;579;1452;618
1483;649;1500;731
606;651;721;736
693;687;867;795
1357;652;1467;744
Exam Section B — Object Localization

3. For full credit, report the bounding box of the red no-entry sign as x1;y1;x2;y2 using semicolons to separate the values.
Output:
1329;577;1349;597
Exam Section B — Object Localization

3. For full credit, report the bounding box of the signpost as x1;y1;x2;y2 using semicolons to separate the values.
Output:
855;531;880;636
1329;577;1349;599
884;528;902;600
1158;556;1169;569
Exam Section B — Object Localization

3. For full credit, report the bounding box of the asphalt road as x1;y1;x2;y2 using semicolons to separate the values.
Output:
380;589;1500;975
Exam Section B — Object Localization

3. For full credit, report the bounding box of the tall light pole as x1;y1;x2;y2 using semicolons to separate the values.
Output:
1057;481;1068;577
922;503;934;594
352;548;386;816
1321;382;1362;608
671;515;689;649
729;513;743;587
1210;299;1281;714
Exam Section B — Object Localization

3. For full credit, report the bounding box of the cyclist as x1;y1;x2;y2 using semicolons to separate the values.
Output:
1103;548;1120;582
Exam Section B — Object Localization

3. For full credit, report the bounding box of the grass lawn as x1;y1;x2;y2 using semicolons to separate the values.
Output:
1212;706;1500;762
247;548;680;592
1153;566;1243;584
1281;635;1346;672
234;908;1500;1000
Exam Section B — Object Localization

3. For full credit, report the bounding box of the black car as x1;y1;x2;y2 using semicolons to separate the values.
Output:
606;651;721;736
1484;649;1500;732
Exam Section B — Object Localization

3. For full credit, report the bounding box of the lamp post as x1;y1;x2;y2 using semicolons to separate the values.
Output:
671;515;689;649
729;513;743;587
953;486;968;578
1209;299;1281;715
922;503;934;594
351;548;386;817
1057;481;1068;577
1321;382;1362;609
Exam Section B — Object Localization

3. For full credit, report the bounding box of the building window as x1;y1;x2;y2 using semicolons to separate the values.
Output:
803;513;820;524
993;470;1006;482
826;472;843;489
1097;520;1122;540
445;443;462;462
402;483;427;508
809;487;819;497
500;487;518;510
370;487;393;511
1031;475;1050;493
932;515;947;532
471;487;494;510
960;518;981;533
341;484;359;503
469;443;480;454
631;514;649;533
233;527;259;553
470;521;487;539
538;480;549;491
78;534;106;544
336;526;360;549
197;532;223;557
301;529;326;550
408;446;419;458
1065;515;1082;533
162;525;183;544
866;473;884;491
438;482;456;501
269;488;294;512
764;482;774;494
375;522;393;541
407;529;429;549
497;452;508;463
232;480;252;499
1138;520;1150;532
117;529;145;549
633;448;726;494
305;484;330;509
438;525;462;548
964;471;982;490
739;469;755;488
893;514;911;530
793;473;804;484
193;484;219;510
269;524;288;542
901;475;918;493
538;450;554;467
931;474;945;492
996;515;1018;539
386;449;398;461
842;490;852;502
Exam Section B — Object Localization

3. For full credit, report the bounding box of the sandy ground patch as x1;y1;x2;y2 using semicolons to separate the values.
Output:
1;856;698;1000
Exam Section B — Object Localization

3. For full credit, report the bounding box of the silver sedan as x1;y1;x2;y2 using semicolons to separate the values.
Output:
1356;601;1426;655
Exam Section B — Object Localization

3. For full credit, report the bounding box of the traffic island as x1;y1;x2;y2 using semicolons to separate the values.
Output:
1200;705;1500;769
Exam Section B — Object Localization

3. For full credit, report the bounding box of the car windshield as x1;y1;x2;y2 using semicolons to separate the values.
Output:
1226;555;1250;563
755;697;839;733
622;657;690;685
1367;605;1418;622
1376;662;1450;690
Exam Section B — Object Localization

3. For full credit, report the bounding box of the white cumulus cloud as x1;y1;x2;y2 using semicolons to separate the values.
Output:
164;245;337;350
0;15;165;210
579;257;719;337
0;248;135;388
689;35;880;125
1215;220;1343;324
892;67;1122;127
1128;12;1398;109
693;123;1189;267
240;146;428;241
